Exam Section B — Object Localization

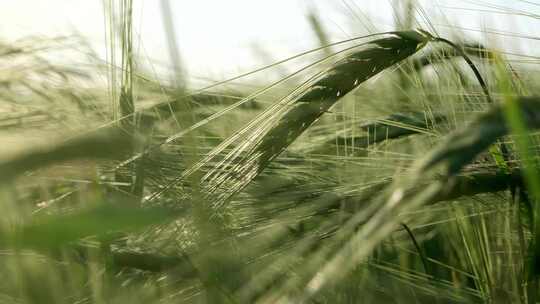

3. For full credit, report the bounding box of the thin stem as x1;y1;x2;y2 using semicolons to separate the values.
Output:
433;37;493;104
401;222;431;275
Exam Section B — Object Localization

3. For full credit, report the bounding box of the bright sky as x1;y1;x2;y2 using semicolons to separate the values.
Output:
1;1;539;82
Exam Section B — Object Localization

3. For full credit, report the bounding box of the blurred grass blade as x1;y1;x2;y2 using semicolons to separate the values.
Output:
0;128;133;184
5;203;178;250
160;0;185;87
504;95;540;285
307;8;332;57
494;55;540;290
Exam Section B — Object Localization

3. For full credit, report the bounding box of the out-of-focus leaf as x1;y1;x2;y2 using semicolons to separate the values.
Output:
0;128;134;183
4;203;178;250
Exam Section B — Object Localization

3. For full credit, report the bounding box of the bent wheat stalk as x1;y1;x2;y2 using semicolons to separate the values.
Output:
147;30;430;205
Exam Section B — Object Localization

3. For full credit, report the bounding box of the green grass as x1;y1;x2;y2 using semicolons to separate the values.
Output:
2;1;540;303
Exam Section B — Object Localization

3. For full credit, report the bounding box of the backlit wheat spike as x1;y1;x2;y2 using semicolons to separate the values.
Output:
147;30;429;205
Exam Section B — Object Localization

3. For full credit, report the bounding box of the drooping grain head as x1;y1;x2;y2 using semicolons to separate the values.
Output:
194;31;429;206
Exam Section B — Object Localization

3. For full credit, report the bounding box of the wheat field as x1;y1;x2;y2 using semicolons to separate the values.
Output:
2;1;540;303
